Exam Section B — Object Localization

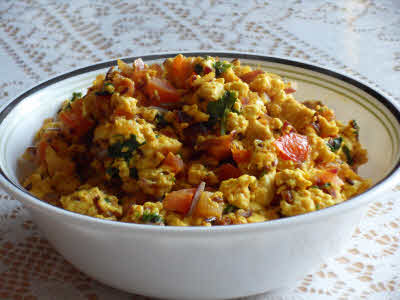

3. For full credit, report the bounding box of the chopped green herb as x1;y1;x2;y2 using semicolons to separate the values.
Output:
141;211;163;223
213;61;231;77
342;145;353;165
104;197;111;203
351;120;359;138
155;134;160;138
108;134;145;161
315;203;320;209
96;90;112;96
194;63;203;75
320;183;331;189
311;183;331;190
207;90;238;135
232;107;241;114
327;137;342;152
71;92;82;102
155;113;169;128
96;82;114;96
64;92;82;111
106;167;120;179
223;203;239;214
129;167;138;179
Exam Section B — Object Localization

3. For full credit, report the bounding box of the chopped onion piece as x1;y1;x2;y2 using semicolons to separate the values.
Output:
149;106;168;113
187;181;205;216
26;146;37;155
44;127;61;132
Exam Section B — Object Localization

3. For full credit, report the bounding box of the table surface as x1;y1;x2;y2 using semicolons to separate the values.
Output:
1;0;400;299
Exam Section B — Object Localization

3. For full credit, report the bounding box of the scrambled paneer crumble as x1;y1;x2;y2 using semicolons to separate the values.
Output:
21;54;371;226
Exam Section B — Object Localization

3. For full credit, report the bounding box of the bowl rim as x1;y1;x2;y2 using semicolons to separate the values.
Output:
1;50;400;233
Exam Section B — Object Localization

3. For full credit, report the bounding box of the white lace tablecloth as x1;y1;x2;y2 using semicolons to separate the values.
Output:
1;1;400;299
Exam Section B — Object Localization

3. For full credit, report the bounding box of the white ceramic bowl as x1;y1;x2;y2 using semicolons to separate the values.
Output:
1;52;400;300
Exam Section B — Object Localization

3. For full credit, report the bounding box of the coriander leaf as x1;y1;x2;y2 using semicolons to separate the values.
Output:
342;145;353;165
320;183;331;189
155;113;169;128
311;183;331;190
194;63;203;75
315;203;320;209
327;137;342;152
96;82;114;96
207;90;238;135
351;120;359;138
108;134;145;161
71;92;82;102
96;91;111;96
141;211;163;223
214;61;231;77
223;203;239;214
104;197;111;203
220;108;229;135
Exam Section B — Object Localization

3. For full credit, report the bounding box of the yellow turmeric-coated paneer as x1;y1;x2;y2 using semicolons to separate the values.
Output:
21;54;371;226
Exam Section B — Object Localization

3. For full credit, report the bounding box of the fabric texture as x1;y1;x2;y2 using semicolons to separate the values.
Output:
0;0;399;299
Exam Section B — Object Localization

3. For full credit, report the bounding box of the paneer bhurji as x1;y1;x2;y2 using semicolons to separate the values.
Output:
21;55;371;226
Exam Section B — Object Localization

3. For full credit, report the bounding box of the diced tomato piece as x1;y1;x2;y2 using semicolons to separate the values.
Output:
240;70;264;83
231;144;251;164
216;163;242;181
59;99;94;137
36;139;49;164
284;87;296;94
327;167;338;174
203;66;212;75
166;54;194;89
273;132;310;163
145;78;181;104
162;152;184;174
199;134;233;161
163;188;196;214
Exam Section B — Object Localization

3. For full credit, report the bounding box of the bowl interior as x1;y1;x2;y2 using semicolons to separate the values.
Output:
1;54;399;191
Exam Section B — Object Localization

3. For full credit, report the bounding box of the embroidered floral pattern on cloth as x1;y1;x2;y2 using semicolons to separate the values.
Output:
0;1;399;299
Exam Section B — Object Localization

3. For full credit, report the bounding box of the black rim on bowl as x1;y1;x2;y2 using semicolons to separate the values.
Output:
1;51;400;230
